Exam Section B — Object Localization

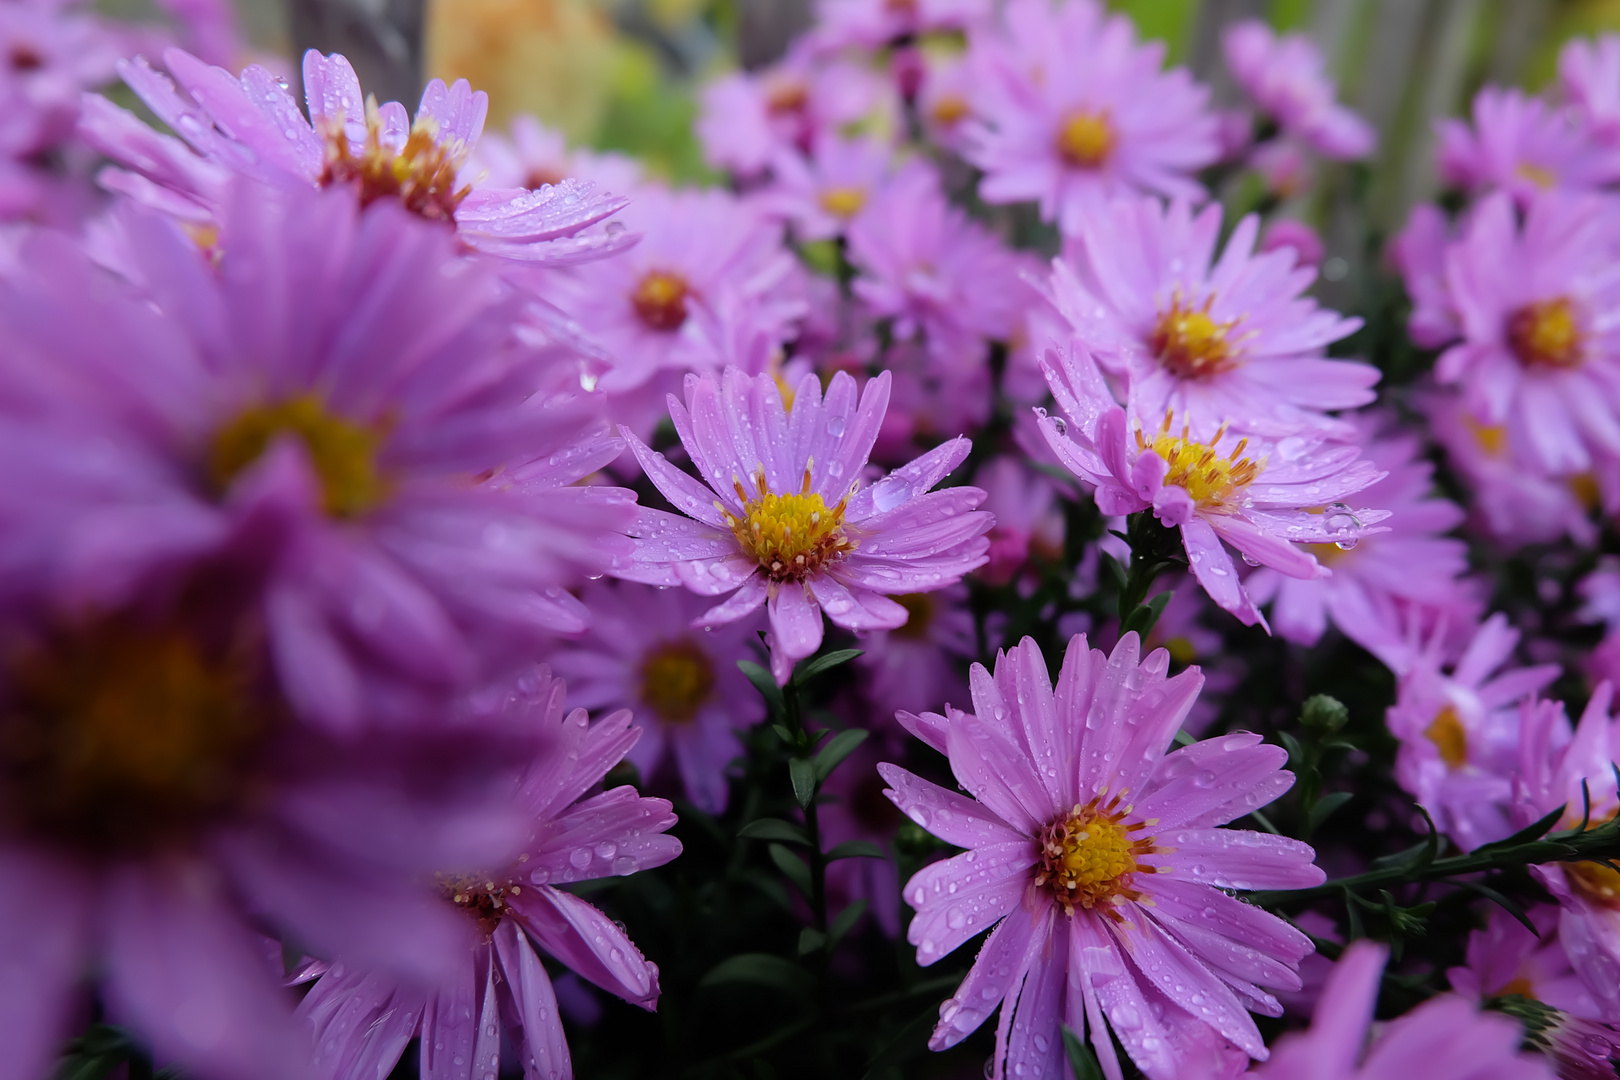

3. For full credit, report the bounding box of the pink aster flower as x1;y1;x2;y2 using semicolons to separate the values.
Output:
760;131;894;242
975;455;1066;588
810;0;989;52
1392;202;1464;350
855;583;975;719
1432;189;1620;476
1047;196;1373;441
869;340;995;464
1255;940;1556;1080
548;185;806;403
0;181;637;732
1221;20;1375;160
0;0;123;157
964;0;1220;234
298;666;681;1080
1260;219;1326;270
1385;614;1559;852
547;579;763;814
882;634;1322;1080
1515;682;1620;1024
1245;414;1474;653
848;161;1032;366
468;113;643;198
1449;905;1602;1019
1437;86;1620;204
1560;35;1620;144
79;47;631;264
1038;344;1387;629
618;367;992;684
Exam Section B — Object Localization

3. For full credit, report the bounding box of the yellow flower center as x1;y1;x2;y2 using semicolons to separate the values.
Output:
1515;162;1558;190
1055;109;1115;168
208;395;389;519
1151;298;1241;380
1506;298;1583;370
1138;417;1262;510
636;639;715;725
890;592;936;642
1465;417;1507;457
1425;704;1469;769
931;95;969;128
317;98;471;222
1034;792;1158;916
1;618;269;853
818;186;867;219
765;76;809;116
723;467;855;583
631;270;691;332
1163;635;1197;665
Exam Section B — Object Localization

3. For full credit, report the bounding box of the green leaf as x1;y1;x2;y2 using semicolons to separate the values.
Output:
797;927;827;955
1172;729;1196;748
789;757;818;809
699;953;815;998
738;818;810;846
1121;590;1172;638
739;660;786;716
1062;1026;1105;1080
826;839;886;861
1276;730;1305;769
813;728;869;781
1456;879;1540;938
770;723;799;747
1474;804;1566;856
794;648;864;685
828;898;868;950
768;843;812;897
859;1007;938;1079
1306;791;1354;835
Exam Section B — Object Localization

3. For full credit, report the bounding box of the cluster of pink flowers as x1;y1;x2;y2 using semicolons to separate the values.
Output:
7;2;1620;1079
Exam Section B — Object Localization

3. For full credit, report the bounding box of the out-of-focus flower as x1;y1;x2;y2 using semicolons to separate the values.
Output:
80;48;631;264
0;0;123;156
469;113;643;197
974;455;1065;587
619;368;991;683
883;634;1322;1080
1385;614;1559;851
1255;940;1555;1079
1260;218;1325;270
1431;190;1620;477
298;667;681;1080
1437;86;1620;205
1515;683;1620;1024
1424;391;1599;548
549;185;805;413
1560;35;1620;144
1221;20;1375;160
1245;413;1474;653
1096;574;1244;736
1494;995;1620;1080
1039;344;1387;629
1392;202;1463;350
848;161;1032;366
760;132;894;242
0;182;637;731
1449;905;1601;1019
547;580;762;814
964;0;1219;235
870;339;995;463
696;47;896;179
855;583;975;718
1047;196;1372;441
810;0;989;53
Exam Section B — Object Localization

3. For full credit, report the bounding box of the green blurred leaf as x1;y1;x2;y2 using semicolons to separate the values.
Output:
699;953;815;998
826;840;885;862
739;660;786;716
813;729;869;781
1306;791;1354;835
828;898;868;951
768;843;812;897
739;818;809;846
794;649;864;685
789;757;818;809
797;927;826;955
1061;1026;1105;1080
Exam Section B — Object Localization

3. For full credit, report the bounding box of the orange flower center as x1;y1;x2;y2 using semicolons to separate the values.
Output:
637;639;715;724
209;395;389;519
1035;792;1158;916
632;270;690;332
317;98;471;221
1506;298;1583;370
723;467;855;582
1151;298;1241;380
818;186;867;219
1055;110;1115;168
1424;705;1469;769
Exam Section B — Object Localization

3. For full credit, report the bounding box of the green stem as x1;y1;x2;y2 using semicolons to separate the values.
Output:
1248;811;1620;908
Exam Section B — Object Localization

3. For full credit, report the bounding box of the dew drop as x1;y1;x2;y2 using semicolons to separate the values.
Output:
827;416;846;437
569;848;591;869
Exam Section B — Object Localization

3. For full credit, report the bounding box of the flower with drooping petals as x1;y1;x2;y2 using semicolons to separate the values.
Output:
1430;189;1620;476
882;634;1322;1080
1222;19;1375;160
79;47;631;264
1437;86;1620;205
618;367;992;684
1449;904;1602;1020
1038;344;1387;629
298;666;681;1080
547;579;763;813
1515;682;1620;1025
848;160;1032;366
1245;413;1475;653
0;181;637;732
964;0;1220;234
469;112;643;197
1047;196;1373;441
1386;614;1560;851
1255;940;1555;1080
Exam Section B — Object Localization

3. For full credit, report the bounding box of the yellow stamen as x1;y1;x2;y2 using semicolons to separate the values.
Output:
1151;297;1242;380
317;97;471;221
209;395;388;518
637;639;715;724
1506;297;1583;370
1034;793;1159;917
1137;414;1263;510
818;186;867;219
1425;705;1469;769
1055;110;1115;168
631;270;690;332
930;94;969;128
723;467;854;582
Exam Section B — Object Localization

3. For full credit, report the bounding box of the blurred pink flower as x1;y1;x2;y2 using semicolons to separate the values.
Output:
1448;904;1602;1020
1437;86;1620;205
470;113;643;196
1222;20;1375;160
